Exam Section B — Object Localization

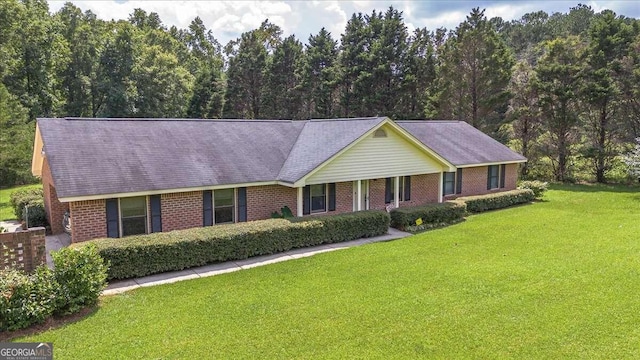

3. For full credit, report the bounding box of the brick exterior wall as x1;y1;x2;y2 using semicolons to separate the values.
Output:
161;191;203;232
367;174;441;210
333;182;353;214
399;173;440;207
246;185;297;221
64;164;521;242
70;200;106;243
0;227;46;272
504;163;518;190
42;158;69;234
444;164;520;201
368;178;387;211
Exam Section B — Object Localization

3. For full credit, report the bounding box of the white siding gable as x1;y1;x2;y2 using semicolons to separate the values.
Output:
306;124;444;185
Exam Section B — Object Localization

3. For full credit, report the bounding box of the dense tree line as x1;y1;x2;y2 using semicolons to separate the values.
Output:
1;0;640;186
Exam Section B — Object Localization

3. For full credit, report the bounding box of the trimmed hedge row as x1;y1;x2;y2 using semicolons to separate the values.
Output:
457;189;535;213
390;202;466;231
0;245;107;332
293;210;390;242
76;211;390;280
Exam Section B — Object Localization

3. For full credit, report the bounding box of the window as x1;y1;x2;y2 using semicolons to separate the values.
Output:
310;184;326;213
373;129;387;138
120;196;147;236
488;165;500;189
214;188;235;224
389;176;409;202
443;172;455;195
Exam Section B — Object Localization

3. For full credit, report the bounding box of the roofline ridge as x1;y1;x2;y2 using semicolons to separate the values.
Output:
307;116;386;122
60;117;296;123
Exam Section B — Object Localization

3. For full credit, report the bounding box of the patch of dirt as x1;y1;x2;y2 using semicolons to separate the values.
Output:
0;306;98;341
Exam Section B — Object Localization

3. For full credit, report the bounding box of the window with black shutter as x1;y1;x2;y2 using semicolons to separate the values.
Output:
328;183;336;211
237;187;247;222
456;168;463;194
500;164;506;188
203;190;213;226
106;199;119;238
150;195;162;233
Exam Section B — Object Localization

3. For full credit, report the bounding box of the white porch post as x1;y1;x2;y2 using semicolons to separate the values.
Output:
297;187;303;217
394;176;400;208
438;171;443;203
356;180;362;211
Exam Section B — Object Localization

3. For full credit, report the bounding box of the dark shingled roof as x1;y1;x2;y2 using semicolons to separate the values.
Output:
278;117;386;183
38;117;525;199
396;120;527;166
39;118;304;199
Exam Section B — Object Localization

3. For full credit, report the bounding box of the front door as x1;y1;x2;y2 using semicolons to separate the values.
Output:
353;180;369;211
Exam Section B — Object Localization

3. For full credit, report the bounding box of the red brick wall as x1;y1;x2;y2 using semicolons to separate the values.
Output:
247;185;297;221
70;200;106;243
504;163;518;190
334;181;353;214
367;174;442;210
161;191;203;232
369;178;387;211
443;164;520;200
41;158;69;234
399;173;440;207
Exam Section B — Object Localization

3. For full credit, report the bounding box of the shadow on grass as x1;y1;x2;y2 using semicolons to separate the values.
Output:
549;183;640;194
0;305;100;342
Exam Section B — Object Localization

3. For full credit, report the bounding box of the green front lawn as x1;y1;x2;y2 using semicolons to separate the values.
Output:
18;184;640;358
0;184;42;221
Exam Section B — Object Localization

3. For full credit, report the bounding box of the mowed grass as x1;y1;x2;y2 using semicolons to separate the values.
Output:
18;184;640;358
0;184;42;221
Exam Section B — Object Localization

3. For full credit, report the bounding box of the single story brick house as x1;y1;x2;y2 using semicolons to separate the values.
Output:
31;117;526;243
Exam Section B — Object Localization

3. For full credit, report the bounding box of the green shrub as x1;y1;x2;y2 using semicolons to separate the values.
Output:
518;180;549;199
294;210;390;242
78;211;390;281
390;202;466;231
0;246;108;332
52;245;108;315
0;267;56;332
9;187;47;227
270;205;294;219
458;189;535;213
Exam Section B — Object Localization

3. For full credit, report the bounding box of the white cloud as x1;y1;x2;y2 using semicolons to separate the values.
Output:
46;0;640;45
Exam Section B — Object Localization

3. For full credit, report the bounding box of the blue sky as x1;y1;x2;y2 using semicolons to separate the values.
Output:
47;1;640;45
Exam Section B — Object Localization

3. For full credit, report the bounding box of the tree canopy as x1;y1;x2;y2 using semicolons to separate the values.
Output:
1;1;639;187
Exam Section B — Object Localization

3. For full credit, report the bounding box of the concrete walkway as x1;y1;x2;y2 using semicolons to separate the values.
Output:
103;228;412;296
45;233;71;267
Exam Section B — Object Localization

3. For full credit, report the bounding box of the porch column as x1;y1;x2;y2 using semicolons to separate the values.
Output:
394;176;400;208
297;187;303;217
438;171;443;203
356;180;362;211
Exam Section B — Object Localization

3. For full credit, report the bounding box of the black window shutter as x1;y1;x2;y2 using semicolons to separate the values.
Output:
203;190;213;226
237;187;247;222
487;167;492;190
328;183;336;211
456;168;463;194
303;186;310;215
404;176;411;201
150;195;162;233
500;164;506;188
385;178;392;204
106;199;119;238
